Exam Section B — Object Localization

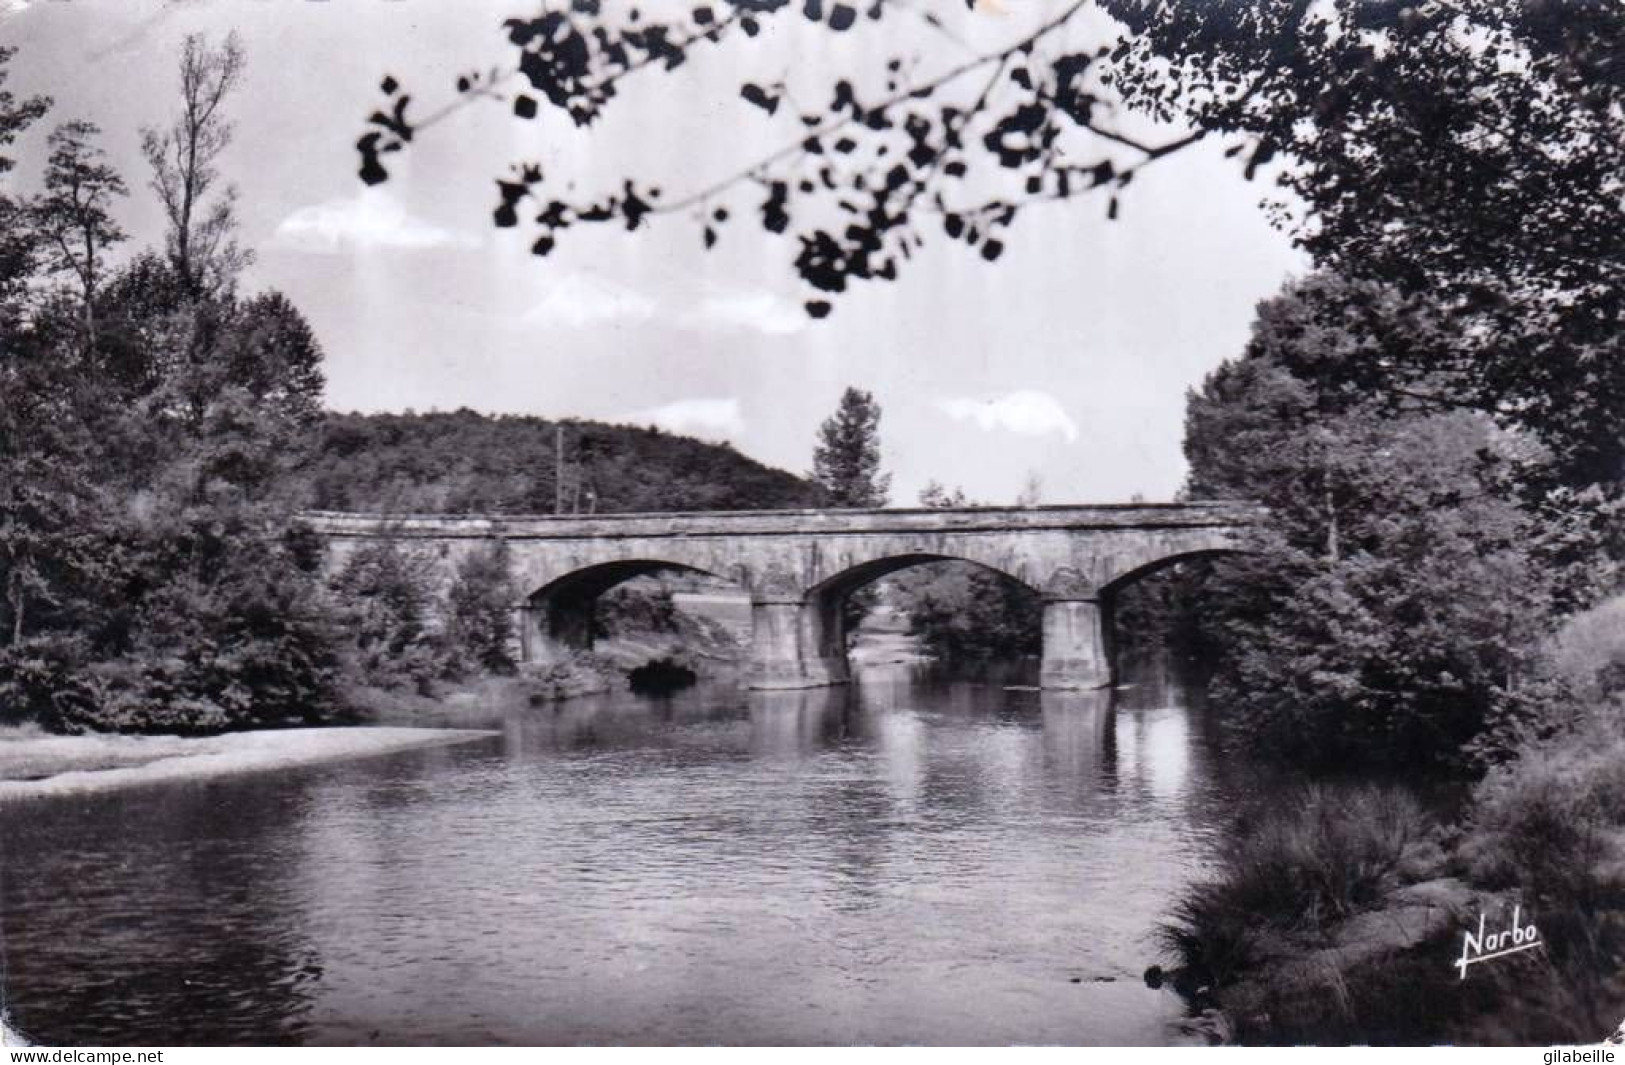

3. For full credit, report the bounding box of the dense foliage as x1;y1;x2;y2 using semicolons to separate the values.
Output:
1179;277;1599;769
299;409;818;515
1108;0;1625;488
899;562;1041;662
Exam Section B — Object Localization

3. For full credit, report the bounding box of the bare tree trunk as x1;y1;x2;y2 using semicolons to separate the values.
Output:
8;580;25;647
1325;486;1341;562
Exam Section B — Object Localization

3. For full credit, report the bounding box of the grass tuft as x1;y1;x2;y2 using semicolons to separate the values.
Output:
1158;784;1424;988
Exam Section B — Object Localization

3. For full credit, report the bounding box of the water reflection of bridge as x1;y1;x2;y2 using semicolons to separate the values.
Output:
305;503;1259;690
494;677;1202;809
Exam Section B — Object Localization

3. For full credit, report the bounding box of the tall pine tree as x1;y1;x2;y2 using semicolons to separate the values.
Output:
810;387;890;509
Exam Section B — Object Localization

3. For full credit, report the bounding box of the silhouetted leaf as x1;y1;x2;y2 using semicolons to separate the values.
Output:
1244;139;1276;181
356;132;390;185
740;82;781;115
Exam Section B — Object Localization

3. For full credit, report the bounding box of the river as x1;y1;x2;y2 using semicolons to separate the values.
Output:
0;660;1244;1046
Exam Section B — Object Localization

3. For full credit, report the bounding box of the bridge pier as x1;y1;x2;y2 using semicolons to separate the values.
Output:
1039;598;1112;690
515;596;594;664
748;597;849;690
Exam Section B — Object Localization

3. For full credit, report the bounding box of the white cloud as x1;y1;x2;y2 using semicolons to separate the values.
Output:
514;276;804;336
620;397;746;439
680;290;807;336
272;190;479;254
522;273;657;330
936;390;1080;442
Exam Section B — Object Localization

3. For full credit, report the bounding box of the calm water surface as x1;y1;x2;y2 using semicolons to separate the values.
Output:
0;663;1246;1045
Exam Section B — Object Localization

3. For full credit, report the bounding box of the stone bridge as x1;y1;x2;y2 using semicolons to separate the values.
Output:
302;503;1261;691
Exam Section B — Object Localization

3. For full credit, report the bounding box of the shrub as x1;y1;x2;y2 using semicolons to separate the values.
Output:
1158;784;1425;988
0;634;102;733
328;540;445;693
443;542;517;676
1196;507;1555;771
893;562;1041;661
118;514;342;731
593;578;679;639
1466;728;1625;907
1548;595;1625;702
1457;724;1625;1043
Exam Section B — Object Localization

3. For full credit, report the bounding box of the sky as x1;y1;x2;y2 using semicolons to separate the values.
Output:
2;0;1307;505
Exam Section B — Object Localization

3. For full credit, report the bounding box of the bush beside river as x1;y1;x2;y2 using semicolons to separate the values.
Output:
1158;596;1625;1045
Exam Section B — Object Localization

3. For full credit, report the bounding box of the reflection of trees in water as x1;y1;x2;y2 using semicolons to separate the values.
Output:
0;784;324;1045
509;683;748;754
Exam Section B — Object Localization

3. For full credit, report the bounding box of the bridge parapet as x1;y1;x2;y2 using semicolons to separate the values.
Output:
300;501;1260;541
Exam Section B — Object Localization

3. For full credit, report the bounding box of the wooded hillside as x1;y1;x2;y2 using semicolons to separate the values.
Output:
299;410;819;515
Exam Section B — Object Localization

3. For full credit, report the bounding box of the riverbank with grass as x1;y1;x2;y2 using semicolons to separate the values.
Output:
1155;596;1625;1046
0;724;495;802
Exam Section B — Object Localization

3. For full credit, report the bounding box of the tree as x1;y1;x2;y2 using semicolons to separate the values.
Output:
0;46;48;180
221;291;327;428
1106;0;1625;488
811;386;889;638
328;540;443;693
444;541;518;675
0;41;348;736
141;32;250;296
1181;279;1572;769
917;479;968;509
811;386;890;508
0;46;50;307
31;121;127;328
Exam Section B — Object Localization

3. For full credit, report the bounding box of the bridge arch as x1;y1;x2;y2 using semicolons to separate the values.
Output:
519;558;734;661
792;553;1044;685
1068;547;1253;689
1098;545;1251;600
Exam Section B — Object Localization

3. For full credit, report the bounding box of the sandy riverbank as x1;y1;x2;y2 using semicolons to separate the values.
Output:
0;725;497;803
